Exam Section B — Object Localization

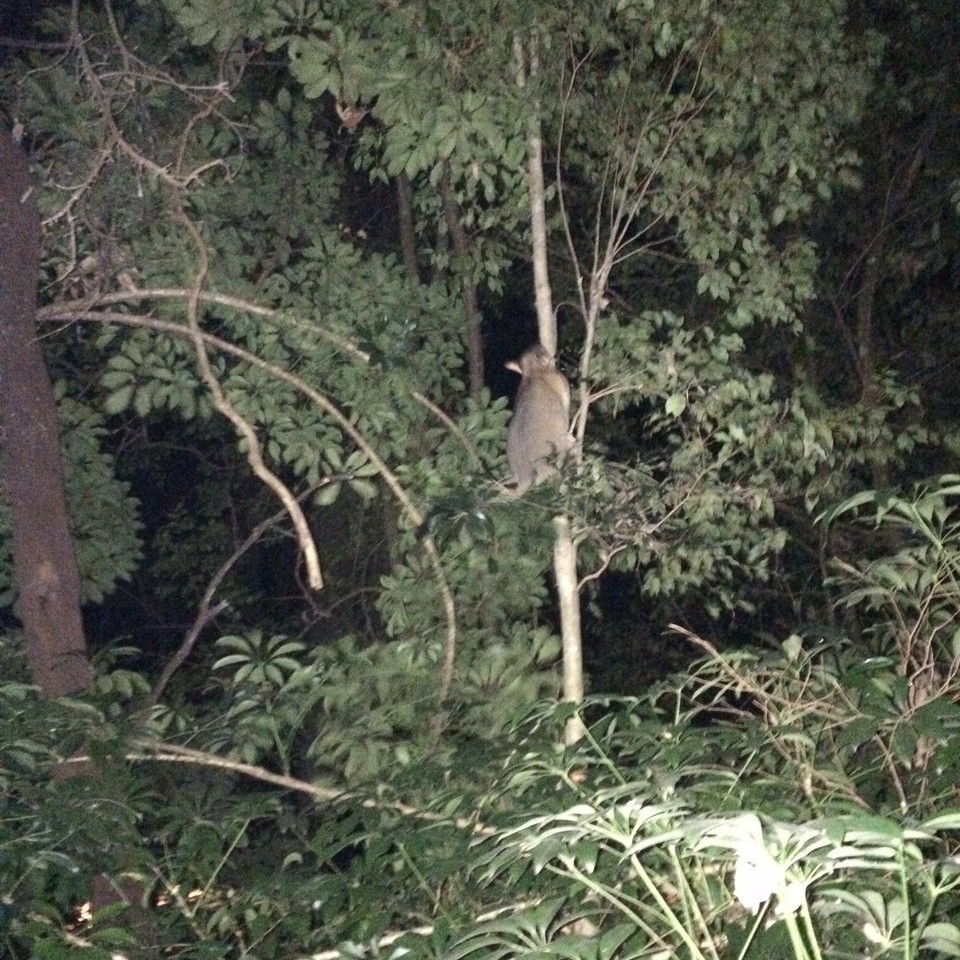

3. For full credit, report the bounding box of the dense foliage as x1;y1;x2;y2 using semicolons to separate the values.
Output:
0;0;958;955
5;480;960;957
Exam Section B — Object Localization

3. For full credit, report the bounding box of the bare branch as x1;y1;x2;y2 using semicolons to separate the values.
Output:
176;208;325;590
146;503;298;708
62;738;498;837
40;299;460;712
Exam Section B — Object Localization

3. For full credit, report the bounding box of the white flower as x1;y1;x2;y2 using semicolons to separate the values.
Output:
733;832;808;916
734;846;783;914
696;813;815;918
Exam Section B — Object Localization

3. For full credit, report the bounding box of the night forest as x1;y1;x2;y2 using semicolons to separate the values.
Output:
1;0;960;956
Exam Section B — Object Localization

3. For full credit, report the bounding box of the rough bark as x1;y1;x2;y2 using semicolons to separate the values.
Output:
1;133;162;950
0;131;93;697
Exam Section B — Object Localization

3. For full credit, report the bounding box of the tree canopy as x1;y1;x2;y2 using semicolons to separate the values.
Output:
1;0;959;956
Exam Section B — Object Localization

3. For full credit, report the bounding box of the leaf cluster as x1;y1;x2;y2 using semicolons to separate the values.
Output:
6;489;960;956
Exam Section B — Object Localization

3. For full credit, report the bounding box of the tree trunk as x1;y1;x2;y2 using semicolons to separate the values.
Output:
396;173;421;284
440;168;485;400
1;132;161;950
515;30;585;746
853;123;935;493
0;131;92;697
514;31;554;355
554;516;586;745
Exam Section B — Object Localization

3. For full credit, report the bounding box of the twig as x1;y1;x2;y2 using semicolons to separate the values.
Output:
175;208;324;590
146;504;297;707
41;302;460;714
62;738;497;838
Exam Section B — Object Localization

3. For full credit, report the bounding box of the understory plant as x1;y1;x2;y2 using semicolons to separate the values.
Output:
3;479;960;958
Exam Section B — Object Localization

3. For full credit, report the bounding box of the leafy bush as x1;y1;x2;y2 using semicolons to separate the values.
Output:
5;477;960;958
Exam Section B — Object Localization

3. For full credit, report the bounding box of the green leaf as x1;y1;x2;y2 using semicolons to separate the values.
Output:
921;923;960;958
103;385;134;414
920;811;960;833
665;393;687;416
315;482;342;505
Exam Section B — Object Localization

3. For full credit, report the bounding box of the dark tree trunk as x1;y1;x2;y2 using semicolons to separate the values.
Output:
396;173;421;284
440;168;484;401
0;131;92;697
0;132;157;951
853;123;936;492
